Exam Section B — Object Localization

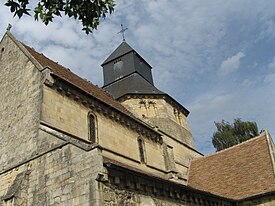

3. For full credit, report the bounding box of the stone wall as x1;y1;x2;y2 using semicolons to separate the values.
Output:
102;184;191;206
42;86;91;141
0;34;104;205
121;98;194;148
0;34;43;171
121;98;188;128
121;97;202;180
42;77;201;188
42;83;167;176
102;184;234;206
163;135;202;179
99;114;166;173
0;129;104;206
101;167;234;206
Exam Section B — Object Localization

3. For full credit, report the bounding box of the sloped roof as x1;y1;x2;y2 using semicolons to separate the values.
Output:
188;132;275;200
102;41;134;65
103;72;164;99
21;43;136;118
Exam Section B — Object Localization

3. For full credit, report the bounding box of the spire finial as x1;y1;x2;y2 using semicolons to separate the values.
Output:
117;24;128;42
6;23;12;31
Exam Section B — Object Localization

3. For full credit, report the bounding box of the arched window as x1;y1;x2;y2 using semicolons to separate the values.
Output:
89;113;96;143
138;138;146;163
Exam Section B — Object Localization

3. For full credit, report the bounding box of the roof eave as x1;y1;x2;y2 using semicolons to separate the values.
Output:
50;73;163;141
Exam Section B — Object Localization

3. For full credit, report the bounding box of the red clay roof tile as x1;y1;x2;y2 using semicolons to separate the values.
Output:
22;43;135;118
188;133;275;200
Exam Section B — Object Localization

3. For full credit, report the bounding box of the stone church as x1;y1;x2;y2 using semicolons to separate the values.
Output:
0;31;275;206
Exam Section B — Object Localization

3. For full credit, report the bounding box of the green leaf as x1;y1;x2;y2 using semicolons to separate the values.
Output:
5;0;116;34
212;118;259;151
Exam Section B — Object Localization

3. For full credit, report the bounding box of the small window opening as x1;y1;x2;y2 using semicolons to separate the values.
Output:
138;138;145;163
1;47;4;52
113;59;121;64
89;113;96;143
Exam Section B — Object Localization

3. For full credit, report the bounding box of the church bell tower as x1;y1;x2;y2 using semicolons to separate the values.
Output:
101;41;195;149
101;41;163;99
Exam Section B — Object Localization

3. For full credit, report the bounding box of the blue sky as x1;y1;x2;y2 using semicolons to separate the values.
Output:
1;0;275;154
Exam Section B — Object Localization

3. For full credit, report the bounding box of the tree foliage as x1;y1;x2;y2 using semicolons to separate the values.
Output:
5;0;116;34
212;118;259;151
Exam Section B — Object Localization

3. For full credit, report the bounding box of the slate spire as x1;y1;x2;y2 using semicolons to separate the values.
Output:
101;42;164;99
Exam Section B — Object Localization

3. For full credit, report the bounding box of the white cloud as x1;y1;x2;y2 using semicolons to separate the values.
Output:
241;79;255;87
188;78;275;154
264;73;275;84
219;52;245;76
188;93;239;153
258;20;275;41
188;93;240;131
268;57;275;69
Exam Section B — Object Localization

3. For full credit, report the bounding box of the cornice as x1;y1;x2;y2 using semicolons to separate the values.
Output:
102;157;235;206
46;76;163;144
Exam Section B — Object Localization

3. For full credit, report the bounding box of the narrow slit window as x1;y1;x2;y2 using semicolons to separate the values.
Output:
138;138;145;163
89;114;96;143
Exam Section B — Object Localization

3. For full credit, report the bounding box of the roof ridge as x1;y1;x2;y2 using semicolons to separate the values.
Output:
4;31;45;72
198;131;268;159
188;130;275;200
21;43;71;72
21;42;133;112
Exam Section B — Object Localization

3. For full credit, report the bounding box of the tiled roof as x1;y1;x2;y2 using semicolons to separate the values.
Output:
188;132;275;200
22;43;135;118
